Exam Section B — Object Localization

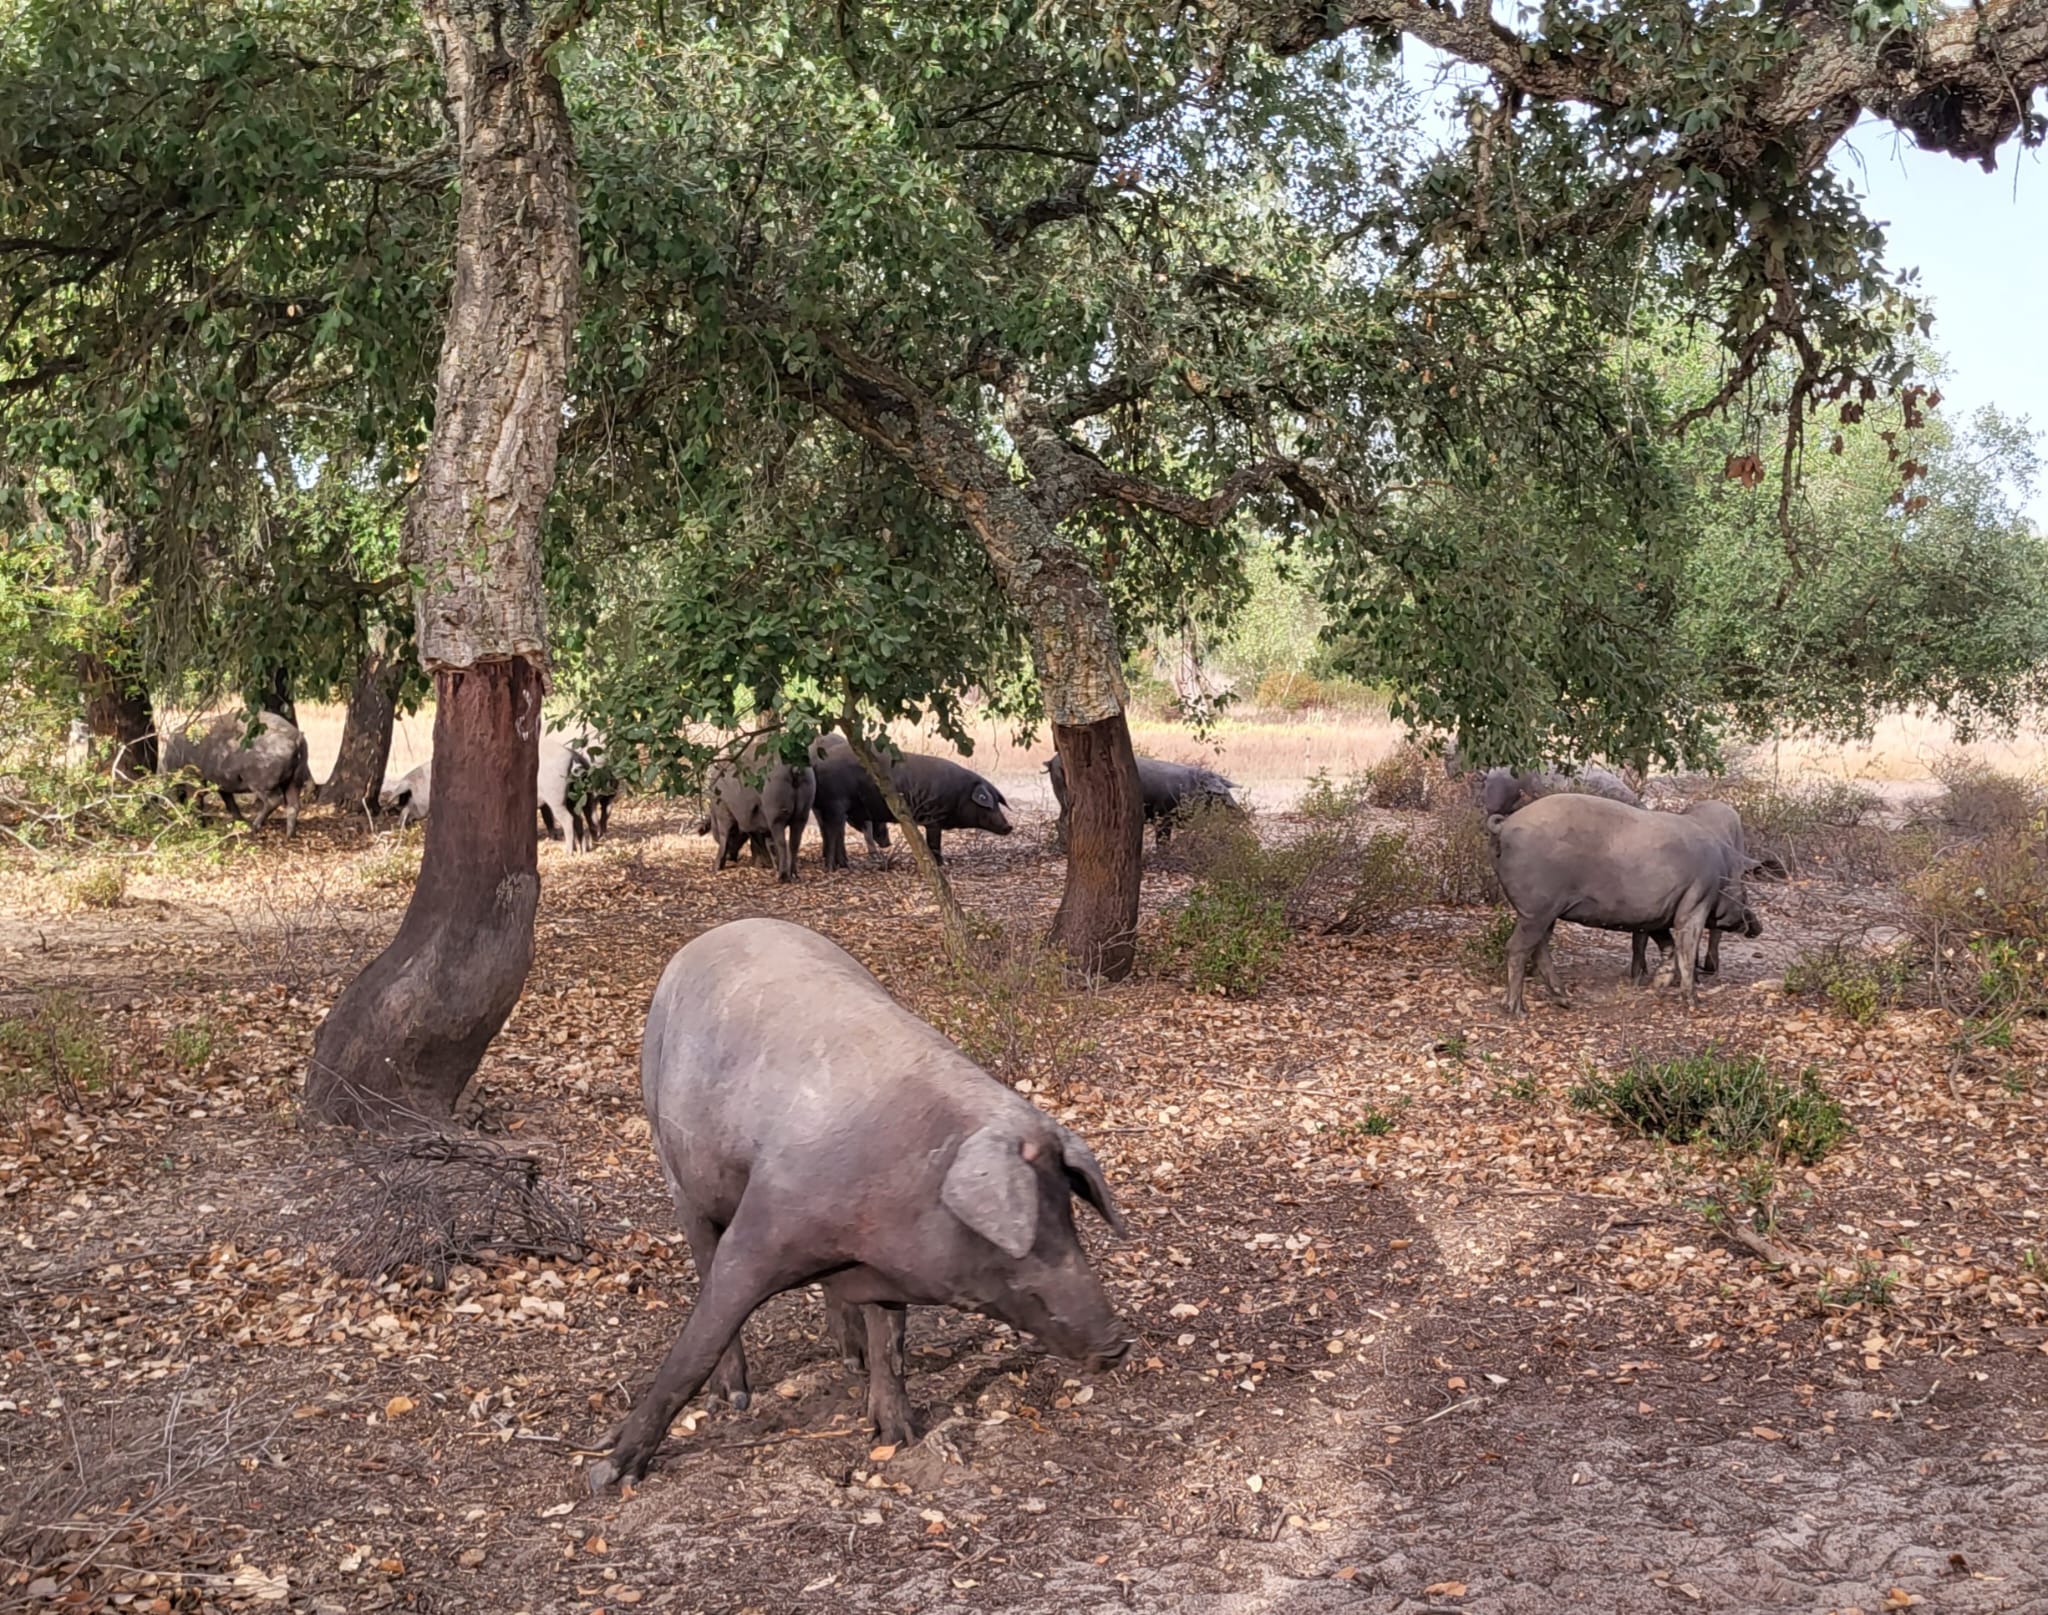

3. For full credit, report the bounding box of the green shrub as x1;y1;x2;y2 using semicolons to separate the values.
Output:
1298;767;1369;821
1783;943;1917;1024
1463;907;1517;972
166;1021;216;1071
65;861;127;910
0;992;112;1130
1569;1047;1849;1163
1171;882;1288;997
1818;1258;1897;1310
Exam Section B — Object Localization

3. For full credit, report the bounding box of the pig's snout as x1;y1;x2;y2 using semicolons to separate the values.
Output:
988;814;1014;836
1084;1337;1135;1375
1741;911;1764;939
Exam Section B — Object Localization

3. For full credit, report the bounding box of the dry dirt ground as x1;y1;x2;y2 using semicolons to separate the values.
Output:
3;793;2047;1615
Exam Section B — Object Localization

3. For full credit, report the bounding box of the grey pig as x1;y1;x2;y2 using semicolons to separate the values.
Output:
1631;800;1787;982
1046;753;1239;849
588;918;1133;1491
889;753;1011;863
808;734;892;870
698;741;815;882
1488;794;1762;1016
160;710;311;835
382;760;431;828
1478;765;1640;818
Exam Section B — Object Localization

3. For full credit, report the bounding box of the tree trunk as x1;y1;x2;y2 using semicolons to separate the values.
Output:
77;651;156;778
305;0;580;1129
326;641;400;818
305;662;541;1127
1049;714;1145;979
801;367;1147;977
266;665;296;725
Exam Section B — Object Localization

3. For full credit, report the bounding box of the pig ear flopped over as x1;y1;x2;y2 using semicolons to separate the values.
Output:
941;1126;1041;1259
1058;1129;1128;1237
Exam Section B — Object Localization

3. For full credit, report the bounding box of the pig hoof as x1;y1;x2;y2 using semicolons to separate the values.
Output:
586;1458;622;1495
727;1390;750;1411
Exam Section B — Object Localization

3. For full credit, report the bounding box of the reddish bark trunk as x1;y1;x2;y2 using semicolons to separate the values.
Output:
77;651;156;778
325;644;400;818
1048;714;1145;980
305;660;540;1128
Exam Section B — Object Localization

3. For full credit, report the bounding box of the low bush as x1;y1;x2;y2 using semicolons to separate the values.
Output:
1783;942;1918;1024
64;861;127;910
1253;671;1384;714
1570;1047;1849;1163
1357;740;1441;810
1463;907;1517;972
166;1020;216;1071
936;925;1106;1098
1298;768;1369;822
1716;776;1893;881
1907;831;2048;1019
1171;882;1289;997
1425;799;1503;906
1328;830;1431;934
358;831;425;890
1926;757;2044;838
0;992;112;1134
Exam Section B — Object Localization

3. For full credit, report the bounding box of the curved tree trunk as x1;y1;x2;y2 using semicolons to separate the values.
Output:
326;640;401;819
799;365;1148;978
305;0;579;1129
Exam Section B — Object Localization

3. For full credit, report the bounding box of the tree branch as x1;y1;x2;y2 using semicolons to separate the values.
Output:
1232;0;2048;169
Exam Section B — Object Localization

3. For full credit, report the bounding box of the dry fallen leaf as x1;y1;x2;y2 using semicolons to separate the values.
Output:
384;1394;416;1419
868;1443;898;1463
1751;1426;1784;1442
1425;1581;1468;1598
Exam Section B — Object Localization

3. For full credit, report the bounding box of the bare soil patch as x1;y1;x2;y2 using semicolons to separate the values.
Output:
4;799;2045;1614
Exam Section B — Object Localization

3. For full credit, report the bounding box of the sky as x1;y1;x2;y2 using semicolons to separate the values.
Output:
1393;48;2048;530
1832;121;2047;529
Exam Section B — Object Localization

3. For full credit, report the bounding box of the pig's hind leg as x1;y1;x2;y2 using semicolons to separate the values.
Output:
675;1207;752;1410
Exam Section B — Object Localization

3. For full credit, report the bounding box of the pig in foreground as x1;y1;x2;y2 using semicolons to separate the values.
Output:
160;710;311;835
809;734;892;870
589;918;1132;1491
1478;764;1640;818
699;742;815;882
1047;754;1239;850
889;753;1011;863
1489;794;1761;1016
1631;800;1786;982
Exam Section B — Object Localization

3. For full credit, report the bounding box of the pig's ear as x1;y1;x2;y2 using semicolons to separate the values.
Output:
971;783;1000;810
942;1128;1040;1259
1058;1129;1128;1237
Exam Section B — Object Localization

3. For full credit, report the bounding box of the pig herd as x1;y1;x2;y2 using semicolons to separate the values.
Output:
152;710;1783;1491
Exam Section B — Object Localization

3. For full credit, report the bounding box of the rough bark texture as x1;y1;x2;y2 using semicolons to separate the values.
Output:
1049;715;1147;981
400;2;578;668
306;0;580;1128
326;641;401;818
789;345;1299;981
1236;0;2048;171
77;651;156;779
305;662;542;1128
